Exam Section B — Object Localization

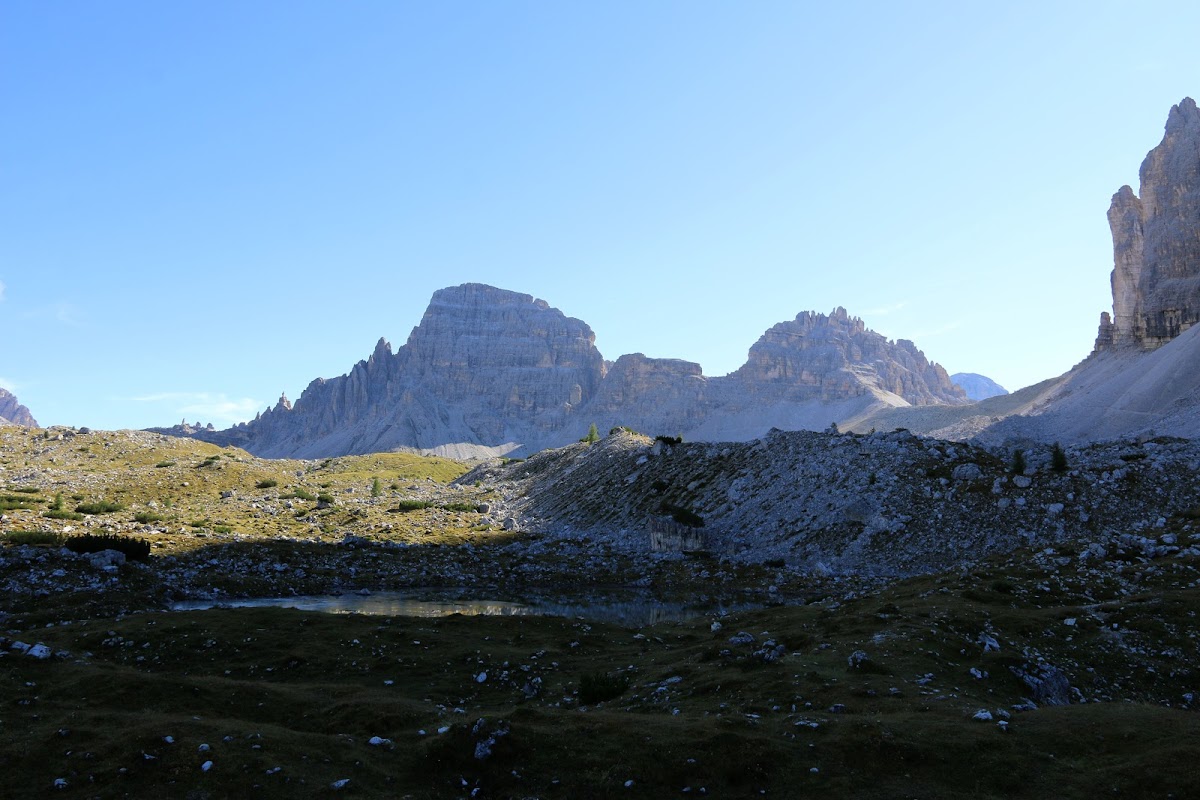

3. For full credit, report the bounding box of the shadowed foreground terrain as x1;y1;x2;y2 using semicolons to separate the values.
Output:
3;557;1199;799
1;426;1199;797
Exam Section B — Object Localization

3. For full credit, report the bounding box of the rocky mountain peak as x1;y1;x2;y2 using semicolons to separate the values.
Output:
737;308;964;405
0;387;37;428
1097;97;1200;351
161;285;967;457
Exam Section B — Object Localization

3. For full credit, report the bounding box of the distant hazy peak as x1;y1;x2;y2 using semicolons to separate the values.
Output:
950;373;1008;402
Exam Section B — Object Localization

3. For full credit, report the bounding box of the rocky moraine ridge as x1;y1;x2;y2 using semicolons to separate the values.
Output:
164;285;965;459
462;428;1200;577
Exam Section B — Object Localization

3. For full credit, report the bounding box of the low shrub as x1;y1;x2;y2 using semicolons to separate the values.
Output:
133;511;163;524
440;502;477;513
282;488;317;502
154;460;176;468
655;435;683;446
44;510;85;521
256;479;279;489
4;530;64;546
389;499;432;512
9;486;40;494
65;533;151;561
578;671;630;705
76;500;125;515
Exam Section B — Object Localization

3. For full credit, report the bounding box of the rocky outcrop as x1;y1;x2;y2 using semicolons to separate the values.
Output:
1097;97;1200;351
0;388;37;428
160;284;964;458
950;373;1008;401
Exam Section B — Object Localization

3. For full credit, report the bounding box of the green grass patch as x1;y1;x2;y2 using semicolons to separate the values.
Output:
44;509;85;521
0;493;43;511
75;500;125;515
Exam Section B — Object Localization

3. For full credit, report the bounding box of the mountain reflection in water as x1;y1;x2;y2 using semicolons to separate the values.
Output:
171;591;757;626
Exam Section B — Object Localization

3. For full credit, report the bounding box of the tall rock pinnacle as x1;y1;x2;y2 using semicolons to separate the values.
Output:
1097;97;1200;350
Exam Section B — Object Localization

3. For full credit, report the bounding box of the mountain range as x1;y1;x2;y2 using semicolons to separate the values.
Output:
158;287;967;459
0;96;1164;456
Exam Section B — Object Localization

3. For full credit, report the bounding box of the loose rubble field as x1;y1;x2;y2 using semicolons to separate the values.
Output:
1;426;1199;798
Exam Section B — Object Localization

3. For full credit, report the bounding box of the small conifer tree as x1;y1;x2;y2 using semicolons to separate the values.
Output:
583;423;600;444
1010;449;1026;475
1050;442;1069;473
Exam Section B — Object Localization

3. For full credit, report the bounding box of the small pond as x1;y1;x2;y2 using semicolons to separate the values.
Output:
171;589;767;627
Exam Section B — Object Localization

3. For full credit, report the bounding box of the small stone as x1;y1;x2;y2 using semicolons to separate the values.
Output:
201;760;213;772
972;709;993;721
331;778;350;789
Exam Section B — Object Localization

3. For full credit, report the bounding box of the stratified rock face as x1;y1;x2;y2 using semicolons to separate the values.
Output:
171;285;965;457
735;308;966;405
1099;97;1200;350
950;373;1008;401
0;388;37;428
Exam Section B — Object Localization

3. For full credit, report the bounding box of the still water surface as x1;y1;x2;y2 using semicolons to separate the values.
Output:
172;589;760;626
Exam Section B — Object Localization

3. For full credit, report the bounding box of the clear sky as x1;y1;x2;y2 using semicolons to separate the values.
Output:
2;1;1199;431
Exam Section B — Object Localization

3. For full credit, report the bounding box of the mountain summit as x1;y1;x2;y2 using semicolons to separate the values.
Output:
0;387;37;428
168;283;963;458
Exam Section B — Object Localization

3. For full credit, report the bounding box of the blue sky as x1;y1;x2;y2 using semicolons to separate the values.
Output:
2;1;1199;430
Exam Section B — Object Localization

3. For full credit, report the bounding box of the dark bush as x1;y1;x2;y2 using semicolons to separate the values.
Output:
578;671;630;705
65;533;151;561
256;479;279;489
1010;449;1026;475
659;502;704;528
282;488;317;502
655;435;683;446
154;460;176;468
133;511;163;524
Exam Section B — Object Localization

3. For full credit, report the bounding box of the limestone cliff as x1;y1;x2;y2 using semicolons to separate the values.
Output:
0;388;37;428
1097;97;1200;350
162;284;966;457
